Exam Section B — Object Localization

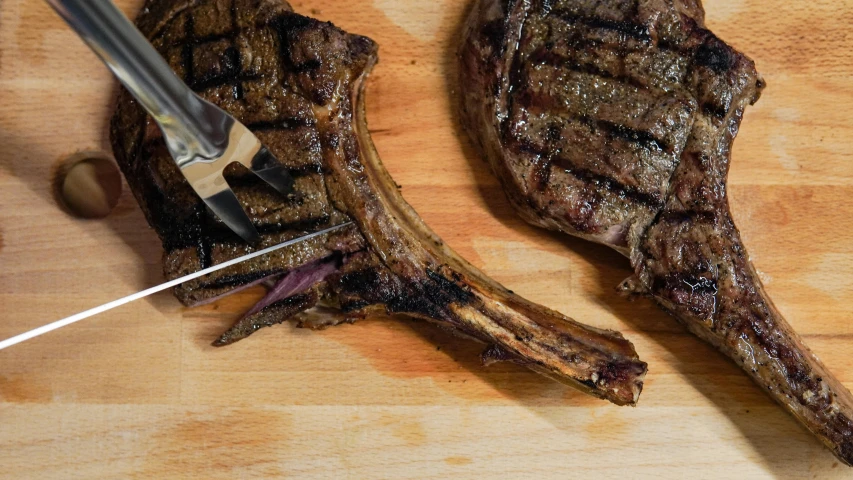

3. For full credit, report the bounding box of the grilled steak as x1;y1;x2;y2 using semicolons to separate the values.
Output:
110;0;647;406
459;0;853;464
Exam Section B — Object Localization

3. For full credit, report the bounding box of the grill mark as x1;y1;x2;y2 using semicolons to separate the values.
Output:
148;11;327;85
190;44;242;90
562;32;607;53
148;8;299;51
695;39;735;74
595;119;669;153
656;38;676;51
128;98;149;184
565;165;663;209
272;13;315;78
147;5;309;56
158;9;294;97
225;54;243;100
533;10;699;59
530;124;561;191
529;49;649;92
531;154;553;192
186;0;244;96
188;30;240;47
516;141;664;208
517;83;671;153
244;117;316;131
230;0;239;32
553;113;669;153
552;11;651;42
501;2;533;137
181;16;195;85
702;102;729;120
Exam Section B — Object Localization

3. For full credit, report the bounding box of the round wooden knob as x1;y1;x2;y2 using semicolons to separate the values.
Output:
56;152;123;219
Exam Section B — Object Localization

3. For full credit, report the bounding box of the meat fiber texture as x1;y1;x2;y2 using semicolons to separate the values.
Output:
110;0;648;406
459;0;853;465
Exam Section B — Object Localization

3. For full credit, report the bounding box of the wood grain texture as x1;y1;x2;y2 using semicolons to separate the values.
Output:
1;0;852;478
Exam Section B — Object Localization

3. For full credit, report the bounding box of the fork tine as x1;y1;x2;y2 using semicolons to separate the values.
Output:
250;147;296;196
204;187;261;244
178;144;261;244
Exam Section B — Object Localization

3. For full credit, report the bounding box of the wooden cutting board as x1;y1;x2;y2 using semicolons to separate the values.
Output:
2;1;853;478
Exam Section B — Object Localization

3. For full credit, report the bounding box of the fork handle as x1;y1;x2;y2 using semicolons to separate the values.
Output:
45;0;223;159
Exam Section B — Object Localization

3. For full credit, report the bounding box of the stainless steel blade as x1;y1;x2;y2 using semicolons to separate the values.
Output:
0;222;353;351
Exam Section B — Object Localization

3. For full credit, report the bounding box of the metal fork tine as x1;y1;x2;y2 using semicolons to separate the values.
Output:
250;147;296;196
202;186;261;244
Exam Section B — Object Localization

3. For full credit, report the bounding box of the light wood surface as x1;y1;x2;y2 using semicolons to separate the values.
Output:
2;1;853;478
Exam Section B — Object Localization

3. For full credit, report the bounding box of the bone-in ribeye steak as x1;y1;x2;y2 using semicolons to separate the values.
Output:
109;0;647;406
459;0;853;464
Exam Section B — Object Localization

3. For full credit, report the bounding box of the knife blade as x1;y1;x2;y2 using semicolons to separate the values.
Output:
0;222;353;351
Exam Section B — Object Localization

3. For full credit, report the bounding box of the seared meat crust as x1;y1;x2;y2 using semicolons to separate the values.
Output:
459;0;853;464
111;0;647;406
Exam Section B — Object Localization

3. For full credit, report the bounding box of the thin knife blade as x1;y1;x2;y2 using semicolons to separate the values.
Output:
0;222;353;351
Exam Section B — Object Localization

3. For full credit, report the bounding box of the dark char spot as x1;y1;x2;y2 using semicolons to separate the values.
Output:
695;39;734;74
